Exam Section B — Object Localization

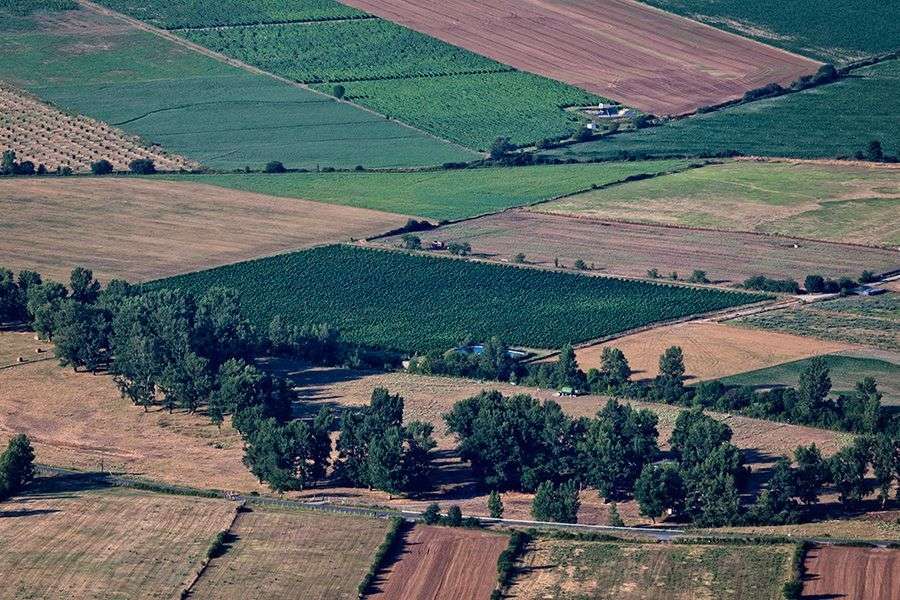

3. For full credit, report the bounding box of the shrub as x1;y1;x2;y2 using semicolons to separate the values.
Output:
400;234;421;250
422;503;441;524
573;259;588;270
91;159;113;175
332;84;345;99
264;161;286;173
128;159;156;174
447;242;471;256
446;505;463;527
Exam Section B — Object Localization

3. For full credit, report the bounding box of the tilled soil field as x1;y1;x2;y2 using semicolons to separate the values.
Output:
337;0;819;115
393;210;900;284
0;177;410;282
367;525;507;600
802;545;899;600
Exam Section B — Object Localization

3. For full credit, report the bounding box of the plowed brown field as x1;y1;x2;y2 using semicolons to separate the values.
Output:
337;0;819;115
802;545;899;600
0;177;409;282
367;525;507;600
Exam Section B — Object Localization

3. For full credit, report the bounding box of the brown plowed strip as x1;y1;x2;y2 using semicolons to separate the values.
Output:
337;0;819;115
803;545;899;600
367;525;507;600
0;177;411;282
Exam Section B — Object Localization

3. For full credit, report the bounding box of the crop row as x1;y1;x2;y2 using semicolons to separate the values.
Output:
185;19;505;83
94;0;365;29
152;245;765;353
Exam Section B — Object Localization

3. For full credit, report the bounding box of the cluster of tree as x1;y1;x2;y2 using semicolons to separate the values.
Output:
853;140;897;163
645;268;710;283
422;503;478;527
90;158;158;175
335;388;435;496
742;271;873;295
0;434;35;501
0;149;43;175
407;336;525;383
444;390;756;525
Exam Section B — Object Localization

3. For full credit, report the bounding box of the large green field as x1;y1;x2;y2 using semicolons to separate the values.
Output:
719;352;900;406
100;0;604;150
536;160;900;247
641;0;899;63
544;60;899;161
0;5;474;169
738;294;900;352
95;0;366;28
160;159;692;221
152;245;765;353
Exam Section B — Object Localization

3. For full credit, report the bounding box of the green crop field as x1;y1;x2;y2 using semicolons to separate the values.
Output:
95;0;365;28
537;160;900;247
185;20;504;83
738;294;900;352
0;4;474;169
180;18;601;149
641;0;899;63
544;60;899;161
160;159;691;221
151;245;765;353
719;352;900;406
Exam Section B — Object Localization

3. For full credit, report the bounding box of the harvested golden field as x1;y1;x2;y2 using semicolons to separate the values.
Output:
368;525;507;600
0;83;196;173
396;209;900;284
0;177;410;282
574;321;852;382
0;330;51;368
0;344;262;492
337;0;818;115
536;160;900;247
507;538;792;599
191;506;389;600
699;511;900;542
803;545;899;600
0;474;236;600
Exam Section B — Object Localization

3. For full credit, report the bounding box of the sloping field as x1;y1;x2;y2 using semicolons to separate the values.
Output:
802;545;899;600
152;245;765;352
508;538;792;600
0;83;195;173
641;0;899;63
0;474;237;600
546;60;900;161
336;0;818;116
161;159;690;221
738;294;900;352
574;322;852;383
0;5;473;169
191;506;389;600
0;334;262;492
0;177;410;282
368;525;507;600
403;210;900;283
720;352;900;405
536;160;900;247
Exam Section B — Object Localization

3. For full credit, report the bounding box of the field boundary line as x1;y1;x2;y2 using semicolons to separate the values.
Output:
168;15;379;32
176;503;244;599
74;0;481;159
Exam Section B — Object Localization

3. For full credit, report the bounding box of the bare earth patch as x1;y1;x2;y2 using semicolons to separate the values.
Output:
190;506;389;600
392;210;900;284
337;0;819;115
0;83;196;173
0;476;236;600
574;321;853;382
368;525;507;600
802;545;899;600
0;177;410;282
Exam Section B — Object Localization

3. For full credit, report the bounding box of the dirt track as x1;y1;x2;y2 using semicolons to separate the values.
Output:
0;177;409;282
337;0;819;115
368;525;507;600
803;545;899;600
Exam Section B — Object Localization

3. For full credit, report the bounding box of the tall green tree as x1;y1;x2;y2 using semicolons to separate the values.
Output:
828;438;872;508
26;281;68;339
658;346;685;380
531;480;580;523
600;347;631;387
795;357;831;422
488;490;504;518
634;462;683;523
871;434;898;508
69;267;100;304
0;434;35;500
793;444;829;506
53;299;110;372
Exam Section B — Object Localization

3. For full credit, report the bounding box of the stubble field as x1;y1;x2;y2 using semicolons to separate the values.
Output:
0;177;410;282
507;538;792;600
0;475;237;600
336;0;818;115
404;209;900;284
